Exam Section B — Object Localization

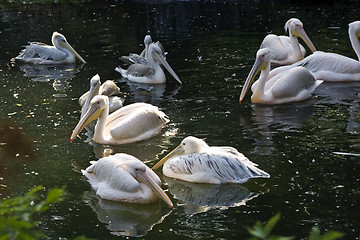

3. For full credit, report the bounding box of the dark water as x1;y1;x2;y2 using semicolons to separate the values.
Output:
0;1;360;239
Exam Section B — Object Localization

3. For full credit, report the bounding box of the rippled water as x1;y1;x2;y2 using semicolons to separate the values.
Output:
0;1;360;239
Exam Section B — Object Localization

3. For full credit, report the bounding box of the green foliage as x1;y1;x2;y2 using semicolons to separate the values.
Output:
0;185;65;240
308;227;344;240
247;213;343;240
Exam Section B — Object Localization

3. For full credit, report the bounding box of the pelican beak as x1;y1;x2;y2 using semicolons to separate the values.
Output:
239;56;266;103
154;52;182;85
152;145;184;170
137;170;174;208
70;104;102;142
61;41;86;63
293;26;316;53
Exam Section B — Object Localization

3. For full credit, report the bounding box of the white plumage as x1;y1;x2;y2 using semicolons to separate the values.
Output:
13;32;86;64
115;43;181;84
260;18;316;66
70;95;169;145
82;153;173;207
270;20;360;82
239;48;323;104
152;136;270;184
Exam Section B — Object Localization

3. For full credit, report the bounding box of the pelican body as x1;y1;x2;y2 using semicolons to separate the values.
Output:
70;95;169;145
14;32;86;64
82;153;173;208
79;74;127;117
239;48;323;104
270;20;360;82
152;136;270;184
116;43;181;84
260;18;316;65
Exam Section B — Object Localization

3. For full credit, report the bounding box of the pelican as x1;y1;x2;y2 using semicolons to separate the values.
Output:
115;43;181;84
79;74;128;117
82;153;173;208
271;20;360;82
13;32;86;64
239;48;323;104
152;136;270;184
260;18;316;66
70;95;169;145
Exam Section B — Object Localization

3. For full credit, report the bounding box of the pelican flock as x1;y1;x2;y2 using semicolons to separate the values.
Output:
270;20;360;82
10;17;358;215
13;32;86;64
152;136;270;184
79;74;128;117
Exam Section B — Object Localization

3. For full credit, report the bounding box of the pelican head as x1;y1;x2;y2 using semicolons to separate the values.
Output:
285;18;316;53
152;136;209;170
126;161;174;208
239;48;270;103
71;95;107;142
149;43;182;84
52;32;86;63
81;74;101;117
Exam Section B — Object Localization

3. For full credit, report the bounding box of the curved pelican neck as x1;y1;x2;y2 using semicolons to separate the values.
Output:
93;105;109;142
349;26;360;61
252;63;270;102
289;33;302;59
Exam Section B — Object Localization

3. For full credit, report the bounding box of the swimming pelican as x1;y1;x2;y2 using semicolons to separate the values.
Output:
239;48;323;104
115;43;181;84
13;32;86;64
271;20;360;82
152;136;270;184
70;95;169;145
79;74;128;117
260;18;316;66
82;153;173;208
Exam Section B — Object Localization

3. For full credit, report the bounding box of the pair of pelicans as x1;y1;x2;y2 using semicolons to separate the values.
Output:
13;19;360;208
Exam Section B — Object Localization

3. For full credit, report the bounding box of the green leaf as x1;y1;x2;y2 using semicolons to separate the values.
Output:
263;213;281;236
46;188;64;204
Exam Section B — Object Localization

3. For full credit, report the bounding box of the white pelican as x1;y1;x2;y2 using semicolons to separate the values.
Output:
260;18;316;65
272;20;360;82
79;74;128;117
239;48;323;104
152;136;270;184
13;32;86;64
82;153;173;208
115;43;181;84
70;95;169;145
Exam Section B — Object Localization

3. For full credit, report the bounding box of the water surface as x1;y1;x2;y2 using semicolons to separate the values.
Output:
0;1;359;239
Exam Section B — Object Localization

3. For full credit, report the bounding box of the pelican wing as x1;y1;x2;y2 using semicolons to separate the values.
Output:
270;66;318;99
83;155;140;192
260;35;288;62
296;52;360;74
16;42;67;62
120;54;150;65
126;63;155;77
164;152;269;184
109;108;166;140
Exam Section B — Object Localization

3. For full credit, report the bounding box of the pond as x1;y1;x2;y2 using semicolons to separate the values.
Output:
0;0;360;239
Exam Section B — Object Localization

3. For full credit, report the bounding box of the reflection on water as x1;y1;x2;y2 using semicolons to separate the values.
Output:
11;62;84;93
83;191;172;237
164;176;261;215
